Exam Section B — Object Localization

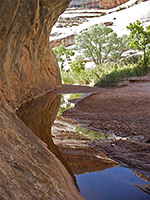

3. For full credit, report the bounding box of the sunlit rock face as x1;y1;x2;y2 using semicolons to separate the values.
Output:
99;0;129;9
0;0;70;109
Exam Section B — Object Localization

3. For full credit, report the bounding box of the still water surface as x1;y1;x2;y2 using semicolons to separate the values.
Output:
76;167;150;200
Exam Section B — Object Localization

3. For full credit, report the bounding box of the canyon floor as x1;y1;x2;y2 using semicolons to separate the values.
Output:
54;76;150;180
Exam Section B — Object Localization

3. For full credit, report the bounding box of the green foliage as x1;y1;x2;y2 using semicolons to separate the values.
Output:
70;55;85;72
52;45;75;70
127;20;150;71
61;69;92;85
54;22;149;88
75;23;128;65
76;127;110;140
127;20;150;51
61;62;146;87
100;12;106;16
116;7;126;12
95;63;146;87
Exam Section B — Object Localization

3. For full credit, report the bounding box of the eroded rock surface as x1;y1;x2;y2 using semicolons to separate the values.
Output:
0;1;85;199
0;0;70;109
16;92;80;191
99;0;129;9
0;105;84;200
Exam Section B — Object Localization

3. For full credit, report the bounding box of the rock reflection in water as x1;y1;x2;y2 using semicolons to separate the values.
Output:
16;92;61;149
16;92;79;190
53;116;119;175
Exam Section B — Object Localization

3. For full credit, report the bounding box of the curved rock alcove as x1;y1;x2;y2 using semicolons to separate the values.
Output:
0;1;84;199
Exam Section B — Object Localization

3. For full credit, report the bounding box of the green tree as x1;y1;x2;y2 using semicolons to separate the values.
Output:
52;45;75;70
127;20;150;72
75;23;128;65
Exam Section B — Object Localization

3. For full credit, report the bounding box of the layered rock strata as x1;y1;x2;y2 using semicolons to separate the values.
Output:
99;0;129;9
69;0;129;9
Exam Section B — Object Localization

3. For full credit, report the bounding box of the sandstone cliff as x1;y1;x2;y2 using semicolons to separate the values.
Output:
0;0;70;109
69;0;129;9
0;1;84;199
99;0;129;9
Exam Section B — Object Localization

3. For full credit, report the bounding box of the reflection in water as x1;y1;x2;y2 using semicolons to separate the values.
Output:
53;116;119;175
16;92;61;149
16;92;150;200
59;148;119;175
16;92;79;190
76;167;150;200
57;93;82;116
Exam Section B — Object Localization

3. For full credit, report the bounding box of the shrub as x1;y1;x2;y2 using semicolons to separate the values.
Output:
95;63;146;87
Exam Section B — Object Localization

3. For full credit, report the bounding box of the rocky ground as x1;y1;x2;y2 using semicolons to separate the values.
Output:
54;76;150;180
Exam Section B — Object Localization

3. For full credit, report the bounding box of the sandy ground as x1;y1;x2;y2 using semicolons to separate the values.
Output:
55;77;150;177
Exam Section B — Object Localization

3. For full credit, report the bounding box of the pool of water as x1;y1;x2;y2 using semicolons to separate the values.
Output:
17;92;150;200
76;167;150;200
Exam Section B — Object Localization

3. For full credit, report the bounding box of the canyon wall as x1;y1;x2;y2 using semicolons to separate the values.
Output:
0;0;70;109
99;0;129;9
0;1;84;199
69;0;129;9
